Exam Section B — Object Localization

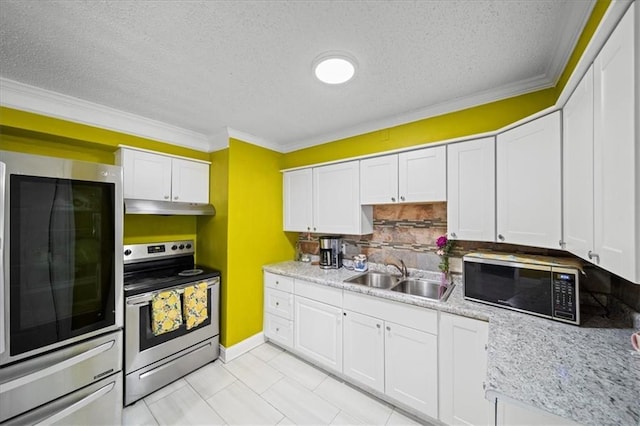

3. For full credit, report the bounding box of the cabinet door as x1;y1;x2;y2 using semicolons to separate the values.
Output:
360;155;398;204
496;112;562;249
294;296;343;373
398;146;446;202
121;149;172;201
343;311;384;393
385;322;438;419
593;2;638;282
171;158;209;204
439;313;492;426
264;288;293;320
563;66;594;260
314;161;372;235
447;138;495;242
283;169;313;232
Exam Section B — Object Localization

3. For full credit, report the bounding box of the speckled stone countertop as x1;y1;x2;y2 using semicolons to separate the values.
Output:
263;261;640;426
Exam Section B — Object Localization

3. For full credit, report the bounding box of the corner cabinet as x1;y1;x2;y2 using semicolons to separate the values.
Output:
360;145;446;205
447;137;496;242
116;147;209;204
283;161;373;235
439;313;493;426
496;111;562;249
563;2;639;283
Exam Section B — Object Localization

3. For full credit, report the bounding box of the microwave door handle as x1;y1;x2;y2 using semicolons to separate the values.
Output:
0;161;5;356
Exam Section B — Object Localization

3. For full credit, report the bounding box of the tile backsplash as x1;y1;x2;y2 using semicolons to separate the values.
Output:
295;202;640;311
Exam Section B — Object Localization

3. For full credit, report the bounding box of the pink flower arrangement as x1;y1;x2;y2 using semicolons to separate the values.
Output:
435;234;455;274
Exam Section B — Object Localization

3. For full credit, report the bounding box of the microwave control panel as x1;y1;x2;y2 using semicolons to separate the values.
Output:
552;272;578;322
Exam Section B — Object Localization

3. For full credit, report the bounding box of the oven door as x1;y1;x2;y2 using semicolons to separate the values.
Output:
0;151;123;366
124;277;220;374
464;259;553;317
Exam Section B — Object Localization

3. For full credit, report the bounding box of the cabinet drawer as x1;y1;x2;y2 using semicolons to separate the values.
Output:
295;279;343;306
265;287;293;320
264;314;293;349
343;292;437;334
264;272;294;293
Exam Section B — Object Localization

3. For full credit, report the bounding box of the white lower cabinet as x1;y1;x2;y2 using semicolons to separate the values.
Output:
342;292;439;420
264;313;293;349
385;321;438;419
294;295;343;373
343;310;385;393
439;313;493;426
496;399;579;426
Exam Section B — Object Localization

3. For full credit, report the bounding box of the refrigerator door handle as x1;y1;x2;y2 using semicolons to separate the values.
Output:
0;161;5;356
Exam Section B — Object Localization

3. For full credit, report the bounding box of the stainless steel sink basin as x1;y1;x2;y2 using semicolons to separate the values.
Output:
391;278;454;302
344;271;400;289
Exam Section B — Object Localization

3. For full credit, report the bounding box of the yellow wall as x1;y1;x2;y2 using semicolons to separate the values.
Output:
202;139;296;347
197;148;230;343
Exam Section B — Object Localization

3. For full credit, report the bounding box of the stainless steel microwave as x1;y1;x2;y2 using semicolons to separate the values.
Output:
463;253;580;325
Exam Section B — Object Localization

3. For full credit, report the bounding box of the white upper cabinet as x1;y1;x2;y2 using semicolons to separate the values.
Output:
496;111;562;249
283;161;373;235
117;148;209;204
283;168;313;232
171;158;209;204
360;155;399;204
120;149;172;201
592;2;638;283
447;137;496;242
563;66;595;260
399;146;446;203
313;161;373;235
360;145;446;205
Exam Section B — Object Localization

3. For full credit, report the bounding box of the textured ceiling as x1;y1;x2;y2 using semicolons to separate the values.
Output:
0;1;595;152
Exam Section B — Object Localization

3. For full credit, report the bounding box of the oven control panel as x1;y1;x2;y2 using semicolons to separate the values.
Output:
124;240;195;263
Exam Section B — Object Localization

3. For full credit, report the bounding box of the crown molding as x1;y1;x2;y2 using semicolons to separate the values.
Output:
280;72;554;153
227;127;282;152
0;78;211;152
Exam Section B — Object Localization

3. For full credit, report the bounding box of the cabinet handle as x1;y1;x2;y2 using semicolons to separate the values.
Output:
588;251;600;262
174;196;179;200
343;312;347;316
386;326;391;331
276;327;280;332
313;227;316;231
275;302;279;306
376;324;381;329
400;196;405;201
483;382;486;390
451;232;457;238
307;227;310;231
559;240;564;248
391;197;396;202
164;195;170;200
275;281;279;285
484;344;488;351
498;234;505;241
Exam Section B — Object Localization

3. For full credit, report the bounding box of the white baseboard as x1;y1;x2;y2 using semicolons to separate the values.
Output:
219;332;265;363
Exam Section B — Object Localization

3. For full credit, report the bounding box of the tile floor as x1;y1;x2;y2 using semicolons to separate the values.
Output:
123;342;433;426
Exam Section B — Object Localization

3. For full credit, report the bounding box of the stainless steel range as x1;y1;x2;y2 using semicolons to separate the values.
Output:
123;240;220;405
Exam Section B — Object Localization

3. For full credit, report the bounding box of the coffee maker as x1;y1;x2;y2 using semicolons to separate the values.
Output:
319;236;343;269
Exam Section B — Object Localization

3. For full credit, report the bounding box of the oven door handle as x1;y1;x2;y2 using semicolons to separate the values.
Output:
126;279;219;306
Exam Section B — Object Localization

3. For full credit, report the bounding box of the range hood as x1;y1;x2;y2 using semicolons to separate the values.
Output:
124;199;216;216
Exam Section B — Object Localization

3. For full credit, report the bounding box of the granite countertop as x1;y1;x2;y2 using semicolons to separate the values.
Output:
263;261;640;426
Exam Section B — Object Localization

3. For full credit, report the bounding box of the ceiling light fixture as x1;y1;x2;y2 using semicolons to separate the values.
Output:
313;52;357;85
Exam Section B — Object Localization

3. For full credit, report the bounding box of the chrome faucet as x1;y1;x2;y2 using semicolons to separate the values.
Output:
386;260;408;278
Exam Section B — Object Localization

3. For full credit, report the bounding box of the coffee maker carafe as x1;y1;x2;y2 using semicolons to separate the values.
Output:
319;236;343;269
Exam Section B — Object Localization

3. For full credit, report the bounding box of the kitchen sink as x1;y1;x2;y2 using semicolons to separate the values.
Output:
391;278;454;302
344;271;400;289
